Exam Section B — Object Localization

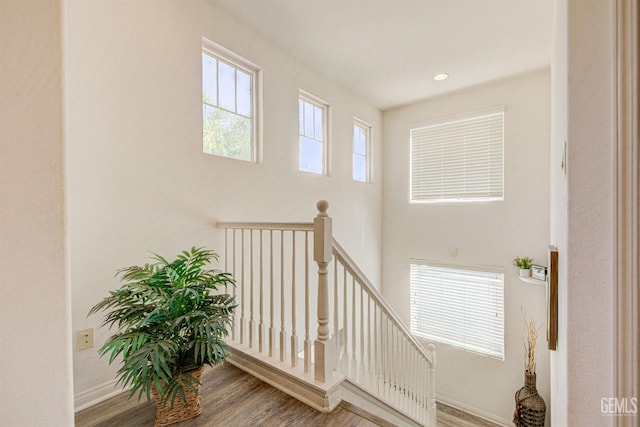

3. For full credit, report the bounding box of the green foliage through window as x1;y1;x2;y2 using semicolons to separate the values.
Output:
203;99;251;161
202;48;255;162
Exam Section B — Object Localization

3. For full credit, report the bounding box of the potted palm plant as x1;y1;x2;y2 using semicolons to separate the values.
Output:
89;247;236;426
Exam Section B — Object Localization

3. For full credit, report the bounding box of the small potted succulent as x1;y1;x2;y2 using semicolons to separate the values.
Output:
89;247;236;426
513;256;534;277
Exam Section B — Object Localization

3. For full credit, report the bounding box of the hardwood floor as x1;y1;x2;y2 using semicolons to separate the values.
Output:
75;364;501;427
435;404;503;427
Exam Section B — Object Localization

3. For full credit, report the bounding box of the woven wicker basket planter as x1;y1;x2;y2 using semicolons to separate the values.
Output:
513;371;546;427
151;366;204;427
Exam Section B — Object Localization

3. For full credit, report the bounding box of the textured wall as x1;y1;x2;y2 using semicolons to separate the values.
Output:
0;0;74;425
382;69;552;424
65;0;383;406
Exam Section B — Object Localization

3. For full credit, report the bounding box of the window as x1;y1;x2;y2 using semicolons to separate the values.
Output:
202;40;259;162
353;119;370;183
410;108;504;203
410;261;504;359
299;91;328;175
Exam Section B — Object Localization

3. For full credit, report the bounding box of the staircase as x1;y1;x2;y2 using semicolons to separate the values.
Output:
216;201;436;426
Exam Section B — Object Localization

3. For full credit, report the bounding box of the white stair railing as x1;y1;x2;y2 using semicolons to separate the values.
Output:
216;201;436;426
332;240;436;426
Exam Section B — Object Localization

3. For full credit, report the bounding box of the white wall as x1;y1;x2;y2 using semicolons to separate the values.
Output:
550;0;616;425
65;0;382;406
549;0;569;424
382;69;551;424
0;0;74;425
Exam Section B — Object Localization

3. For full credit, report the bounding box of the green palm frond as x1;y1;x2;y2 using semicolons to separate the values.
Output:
89;247;236;407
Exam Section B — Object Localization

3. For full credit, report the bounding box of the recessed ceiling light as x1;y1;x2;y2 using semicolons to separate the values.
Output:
433;73;449;81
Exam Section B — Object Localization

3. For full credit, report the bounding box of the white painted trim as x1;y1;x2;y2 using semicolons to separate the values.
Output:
614;1;639;425
216;221;314;231
74;379;126;412
227;345;344;413
229;343;429;426
340;380;422;427
408;104;506;130
201;37;262;164
436;394;512;427
352;117;372;184
299;89;331;176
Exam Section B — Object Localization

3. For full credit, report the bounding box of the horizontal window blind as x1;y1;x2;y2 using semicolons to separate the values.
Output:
410;110;504;203
410;262;504;359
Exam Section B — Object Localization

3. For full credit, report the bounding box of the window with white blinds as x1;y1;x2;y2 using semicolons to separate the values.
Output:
410;109;504;203
410;261;505;359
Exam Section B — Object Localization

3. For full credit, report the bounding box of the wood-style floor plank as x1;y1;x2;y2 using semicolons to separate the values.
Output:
75;364;501;427
76;364;377;427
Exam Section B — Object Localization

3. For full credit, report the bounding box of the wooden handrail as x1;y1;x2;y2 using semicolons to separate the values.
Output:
216;221;314;231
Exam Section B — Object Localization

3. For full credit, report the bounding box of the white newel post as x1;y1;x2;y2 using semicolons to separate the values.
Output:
314;200;333;382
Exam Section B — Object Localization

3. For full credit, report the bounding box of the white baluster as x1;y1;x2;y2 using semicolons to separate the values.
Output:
351;276;357;380
333;258;339;372
406;338;410;411
391;324;396;406
240;229;245;345
403;337;408;410
343;264;349;374
412;345;418;418
249;230;254;348
304;231;311;373
258;229;264;353
367;293;372;389
427;343;437;426
224;229;229;288
409;344;414;418
384;315;389;400
231;229;237;341
418;352;423;420
280;230;286;362
399;335;404;410
269;230;275;358
374;303;379;396
359;283;364;385
313;200;332;382
290;231;298;367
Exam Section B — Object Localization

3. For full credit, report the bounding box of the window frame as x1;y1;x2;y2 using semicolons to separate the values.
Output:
298;90;330;175
409;259;505;360
409;107;505;204
352;118;371;183
202;38;262;163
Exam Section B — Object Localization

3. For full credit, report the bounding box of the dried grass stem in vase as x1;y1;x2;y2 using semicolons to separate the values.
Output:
522;306;541;374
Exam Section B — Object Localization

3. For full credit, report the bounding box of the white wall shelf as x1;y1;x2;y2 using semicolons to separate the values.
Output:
518;276;545;286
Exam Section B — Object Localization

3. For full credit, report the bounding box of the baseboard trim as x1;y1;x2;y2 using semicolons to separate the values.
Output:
340;380;423;427
436;395;511;427
229;344;426;427
74;379;126;412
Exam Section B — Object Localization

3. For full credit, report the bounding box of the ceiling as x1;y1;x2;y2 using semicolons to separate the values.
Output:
211;0;553;111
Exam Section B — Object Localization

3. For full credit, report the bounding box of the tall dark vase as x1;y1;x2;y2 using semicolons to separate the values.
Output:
513;371;546;427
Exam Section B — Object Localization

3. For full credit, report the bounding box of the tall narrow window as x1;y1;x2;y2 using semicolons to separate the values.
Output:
410;108;504;203
353;119;370;183
299;91;328;175
410;261;505;359
202;40;260;162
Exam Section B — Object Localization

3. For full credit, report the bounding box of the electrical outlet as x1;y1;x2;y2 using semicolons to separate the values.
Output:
77;328;94;351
